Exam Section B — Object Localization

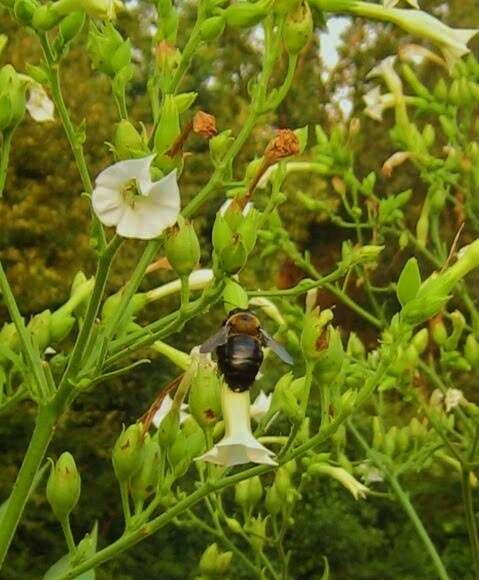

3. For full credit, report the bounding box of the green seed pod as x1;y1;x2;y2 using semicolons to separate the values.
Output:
113;120;147;160
165;217;201;277
347;331;365;358
433;78;448;101
384;426;398;457
465;334;479;367
112;424;144;482
199;15;225;41
235;476;263;511
397;257;421;307
59;11;85;42
274;0;300;15
245;516;267;552
169;430;191;477
300;307;334;362
0;65;26;132
270;372;302;424
87;23;130;78
283;1;313;55
46;452;81;520
397;427;410;454
28;310;52;352
130;435;161;504
174;92;197;113
216;551;233;574
209;129;233;164
224;0;270;29
188;361;222;428
225;516;243;534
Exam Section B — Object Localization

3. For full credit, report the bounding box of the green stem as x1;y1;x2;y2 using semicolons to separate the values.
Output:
0;129;13;197
60;516;76;555
0;261;49;397
461;468;479;577
120;482;132;528
0;404;57;567
349;422;450;580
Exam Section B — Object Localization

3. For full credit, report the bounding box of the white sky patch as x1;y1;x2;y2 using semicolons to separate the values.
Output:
319;17;351;72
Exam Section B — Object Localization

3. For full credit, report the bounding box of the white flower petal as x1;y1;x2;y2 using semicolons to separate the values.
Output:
250;391;273;422
219;198;253;216
96;155;155;193
152;394;189;428
91;186;126;227
116;196;176;239
26;84;55;122
147;169;181;213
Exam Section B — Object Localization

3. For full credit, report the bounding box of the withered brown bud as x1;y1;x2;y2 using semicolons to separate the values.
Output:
264;129;300;164
155;41;177;69
193;111;218;139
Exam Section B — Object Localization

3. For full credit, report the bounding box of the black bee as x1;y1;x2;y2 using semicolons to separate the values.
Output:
200;309;293;392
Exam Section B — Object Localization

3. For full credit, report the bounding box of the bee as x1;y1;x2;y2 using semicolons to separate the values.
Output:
200;308;293;392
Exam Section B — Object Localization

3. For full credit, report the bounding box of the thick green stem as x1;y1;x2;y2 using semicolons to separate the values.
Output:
0;129;13;197
0;404;57;567
60;516;76;555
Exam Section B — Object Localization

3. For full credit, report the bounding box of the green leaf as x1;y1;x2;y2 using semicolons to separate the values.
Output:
43;523;98;580
321;556;330;579
397;257;421;307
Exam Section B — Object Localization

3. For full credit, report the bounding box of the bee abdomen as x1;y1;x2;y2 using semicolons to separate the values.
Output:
217;335;263;392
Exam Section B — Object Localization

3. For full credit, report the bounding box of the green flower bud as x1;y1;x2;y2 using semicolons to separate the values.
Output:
59;11;85;43
244;516;267;552
154;94;180;156
169;430;191;477
223;279;249;314
397;257;421;307
209;129;234;164
46;452;81;520
265;484;282;515
52;0;121;20
274;0;300;15
113;120;148;160
433;78;448;101
397;426;410;454
218;239;247;274
225;516;243;534
224;0;271;29
384;426;398;457
199;15;225;41
372;416;385;450
465;334;479;367
112;424;144;482
431;315;448;346
199;543;220;575
347;332;365;358
315;326;344;383
300;307;334;362
274;467;292;501
130;435;161;504
235;476;263;512
0;323;19;365
32;4;62;30
87;23;131;78
216;551;233;574
14;0;37;25
28;310;52;352
0;65;26;132
165;217;201;277
49;310;76;343
189;361;221;428
283;1;313;55
270;372;302;424
412;328;429;355
157;409;180;448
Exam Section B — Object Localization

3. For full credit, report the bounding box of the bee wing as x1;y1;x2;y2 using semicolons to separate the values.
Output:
199;326;229;353
260;330;294;365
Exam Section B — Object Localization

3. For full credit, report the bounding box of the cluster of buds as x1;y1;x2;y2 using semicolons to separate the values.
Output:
87;23;131;79
198;543;232;578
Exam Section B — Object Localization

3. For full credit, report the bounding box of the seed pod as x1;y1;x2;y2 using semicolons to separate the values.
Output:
465;334;479;367
32;4;62;30
130;435;161;503
265;484;282;515
372;416;385;450
224;0;269;29
113;120;147;159
188;361;222;428
199;15;225;41
59;11;85;42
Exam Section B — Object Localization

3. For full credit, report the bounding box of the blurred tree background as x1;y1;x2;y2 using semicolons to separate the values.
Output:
1;1;479;578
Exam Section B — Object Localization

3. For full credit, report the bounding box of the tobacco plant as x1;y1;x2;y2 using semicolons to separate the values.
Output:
0;0;479;578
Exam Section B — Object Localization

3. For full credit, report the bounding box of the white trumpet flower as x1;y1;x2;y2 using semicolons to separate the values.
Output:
310;463;370;500
250;390;272;422
198;383;277;466
92;155;180;240
26;84;55;122
152;393;189;428
363;86;396;121
146;269;214;302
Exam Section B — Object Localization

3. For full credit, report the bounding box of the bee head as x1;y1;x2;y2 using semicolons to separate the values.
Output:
226;309;261;336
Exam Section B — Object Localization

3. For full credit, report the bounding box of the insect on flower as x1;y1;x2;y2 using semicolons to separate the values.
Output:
200;308;293;392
